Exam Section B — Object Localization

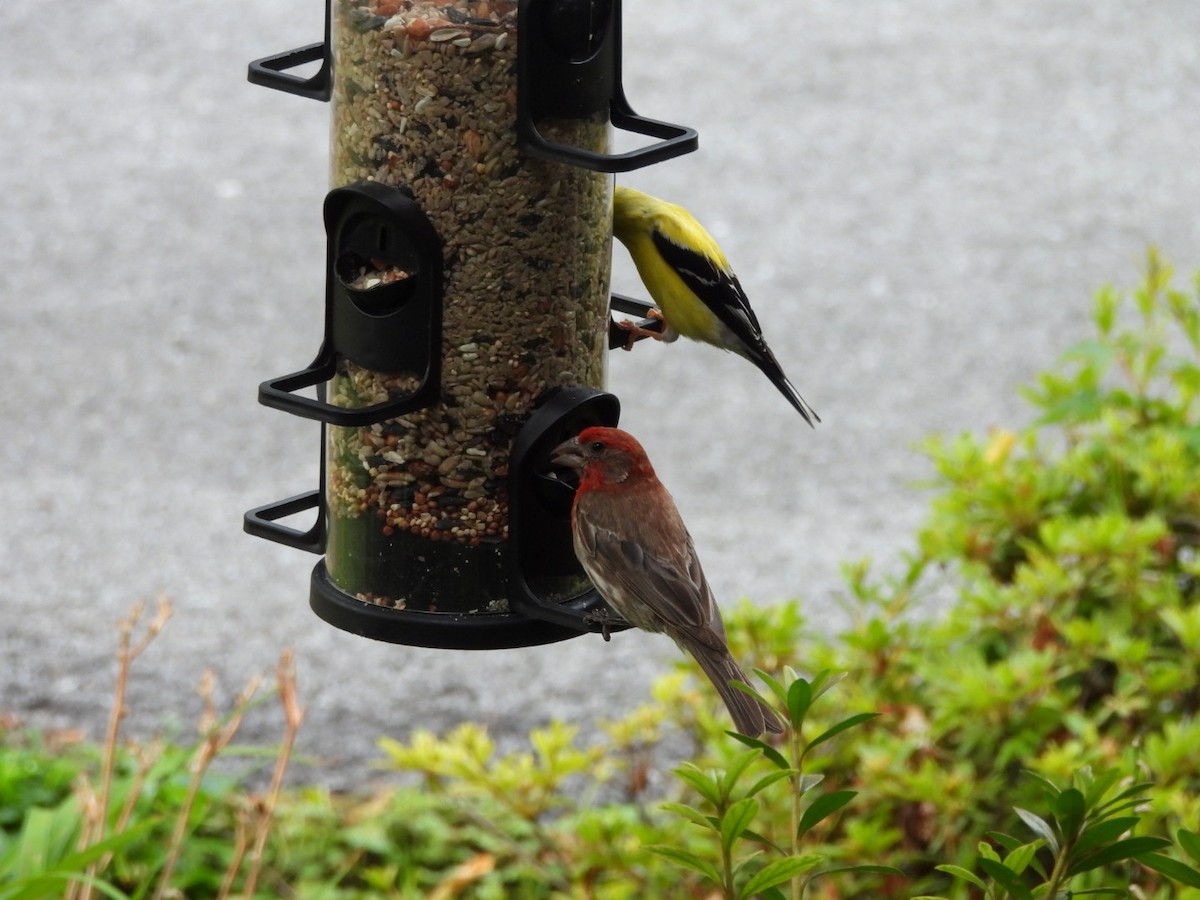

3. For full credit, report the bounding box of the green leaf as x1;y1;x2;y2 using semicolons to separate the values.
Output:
752;668;789;709
1079;768;1123;810
1003;840;1043;876
1073;817;1139;857
1179;829;1200;865
719;750;762;798
797;773;825;795
1094;781;1155;818
1014;807;1060;855
993;832;1049;878
934;864;988;891
744;769;796;799
976;857;1034;900
1;803;81;880
740;854;824;896
1079;798;1145;828
1036;386;1105;425
797;790;857;836
1023;770;1062;800
721;798;759;854
1094;284;1118;334
0;814;156;888
0;872;132;900
1063;338;1116;370
1053;788;1085;840
787;678;812;724
739;828;786;855
672;764;721;808
727;731;790;770
1141;852;1200;889
730;849;765;878
809;670;848;701
803;714;880;757
1072;765;1096;793
647;845;722;885
660;801;718;832
1066;836;1172;876
987;831;1023;852
1025;853;1049;880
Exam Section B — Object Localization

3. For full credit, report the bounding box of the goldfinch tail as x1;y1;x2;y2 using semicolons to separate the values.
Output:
756;358;820;427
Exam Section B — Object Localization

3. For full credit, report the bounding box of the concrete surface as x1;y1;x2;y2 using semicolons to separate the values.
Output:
2;0;1199;784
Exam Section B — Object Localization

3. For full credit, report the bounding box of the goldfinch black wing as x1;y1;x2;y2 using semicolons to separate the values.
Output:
650;228;766;344
650;227;821;426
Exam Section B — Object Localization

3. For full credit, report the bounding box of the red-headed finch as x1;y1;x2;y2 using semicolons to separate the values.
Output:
551;426;784;736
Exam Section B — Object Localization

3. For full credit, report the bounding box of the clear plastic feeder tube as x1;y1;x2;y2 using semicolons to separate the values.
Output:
324;0;613;613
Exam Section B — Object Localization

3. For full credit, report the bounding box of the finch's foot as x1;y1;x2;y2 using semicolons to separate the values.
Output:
583;609;628;642
615;308;667;351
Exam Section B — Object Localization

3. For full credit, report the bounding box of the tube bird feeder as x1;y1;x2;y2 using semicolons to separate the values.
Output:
245;0;692;649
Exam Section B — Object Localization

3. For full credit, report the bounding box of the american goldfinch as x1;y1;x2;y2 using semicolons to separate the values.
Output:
552;427;784;736
612;185;820;427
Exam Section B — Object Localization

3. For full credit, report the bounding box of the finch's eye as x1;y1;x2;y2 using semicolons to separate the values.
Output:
588;440;606;454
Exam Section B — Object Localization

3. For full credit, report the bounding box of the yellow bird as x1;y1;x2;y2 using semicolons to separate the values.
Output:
612;185;819;427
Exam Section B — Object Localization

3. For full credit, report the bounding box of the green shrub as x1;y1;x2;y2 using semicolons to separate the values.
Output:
675;250;1200;896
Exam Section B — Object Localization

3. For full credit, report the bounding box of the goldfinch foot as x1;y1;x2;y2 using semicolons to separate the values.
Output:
615;315;668;350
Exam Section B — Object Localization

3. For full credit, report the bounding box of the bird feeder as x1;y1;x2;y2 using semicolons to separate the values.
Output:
244;0;694;649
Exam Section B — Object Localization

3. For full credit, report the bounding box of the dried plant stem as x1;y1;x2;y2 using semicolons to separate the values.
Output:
151;669;263;900
217;800;256;900
114;741;162;836
76;596;172;900
64;779;101;900
238;649;305;899
85;740;163;890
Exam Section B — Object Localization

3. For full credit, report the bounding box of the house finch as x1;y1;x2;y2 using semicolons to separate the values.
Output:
612;184;819;427
551;426;784;736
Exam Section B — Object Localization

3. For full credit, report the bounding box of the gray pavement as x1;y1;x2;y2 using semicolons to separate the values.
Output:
3;0;1199;785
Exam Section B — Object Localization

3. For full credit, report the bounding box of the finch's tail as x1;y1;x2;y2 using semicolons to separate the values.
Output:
759;360;820;428
742;342;819;427
686;641;784;737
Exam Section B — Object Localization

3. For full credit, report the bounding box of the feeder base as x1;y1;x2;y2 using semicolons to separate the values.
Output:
308;561;593;650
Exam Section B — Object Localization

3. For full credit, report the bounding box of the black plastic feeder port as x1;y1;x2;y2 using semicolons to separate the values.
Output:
517;0;699;173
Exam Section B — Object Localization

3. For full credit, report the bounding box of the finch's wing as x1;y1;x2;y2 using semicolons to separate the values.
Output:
575;513;726;652
651;226;819;424
650;228;768;348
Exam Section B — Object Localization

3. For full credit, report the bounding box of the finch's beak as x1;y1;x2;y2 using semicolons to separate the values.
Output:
550;436;585;472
